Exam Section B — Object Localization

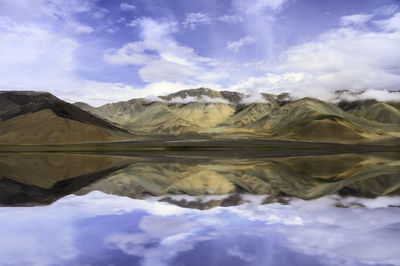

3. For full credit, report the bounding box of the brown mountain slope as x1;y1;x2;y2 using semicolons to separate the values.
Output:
0;91;59;114
339;101;400;124
77;99;234;133
0;91;134;144
76;98;147;125
285;115;366;142
249;98;367;142
169;102;235;128
68;88;398;143
71;88;400;143
124;102;200;135
223;103;273;127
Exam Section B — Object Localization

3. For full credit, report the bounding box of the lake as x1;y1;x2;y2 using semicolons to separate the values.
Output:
0;151;399;266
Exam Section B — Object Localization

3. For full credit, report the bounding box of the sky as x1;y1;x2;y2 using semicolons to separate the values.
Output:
0;0;400;106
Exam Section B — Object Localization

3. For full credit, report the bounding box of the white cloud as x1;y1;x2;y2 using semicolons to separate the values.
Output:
230;73;304;93
126;18;140;27
120;2;136;11
375;12;400;32
139;60;196;82
225;13;400;102
0;17;79;86
0;0;94;21
106;27;117;34
166;95;229;104
226;245;254;262
0;0;125;106
337;89;400;102
340;13;374;27
233;0;289;14
253;12;400;101
226;36;255;52
144;81;223;98
218;15;244;24
182;12;212;30
375;4;399;16
104;18;224;84
44;80;224;106
64;20;94;33
240;93;269;104
199;71;230;82
104;18;179;67
2;0;399;106
104;41;156;65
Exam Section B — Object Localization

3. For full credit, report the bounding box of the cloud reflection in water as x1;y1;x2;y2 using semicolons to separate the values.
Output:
0;191;399;266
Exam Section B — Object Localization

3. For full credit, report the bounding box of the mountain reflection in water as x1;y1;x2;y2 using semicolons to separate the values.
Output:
0;152;399;206
0;191;399;266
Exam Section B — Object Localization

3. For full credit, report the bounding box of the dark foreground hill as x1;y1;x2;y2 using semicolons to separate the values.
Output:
0;91;134;144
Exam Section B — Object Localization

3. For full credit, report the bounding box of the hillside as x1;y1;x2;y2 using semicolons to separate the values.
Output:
248;98;366;142
0;91;134;144
223;103;273;127
339;100;400;124
125;102;200;135
1;88;399;144
73;88;400;144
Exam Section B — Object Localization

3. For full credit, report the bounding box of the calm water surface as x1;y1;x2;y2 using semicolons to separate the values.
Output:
0;152;399;266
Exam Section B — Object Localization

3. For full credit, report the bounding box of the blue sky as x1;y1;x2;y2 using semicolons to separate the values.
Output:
0;0;399;105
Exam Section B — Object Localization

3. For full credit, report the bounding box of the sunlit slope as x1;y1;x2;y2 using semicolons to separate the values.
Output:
0;91;134;144
341;101;400;124
169;102;235;128
76;98;147;125
247;98;363;141
124;102;200;135
69;88;400;143
223;103;273;127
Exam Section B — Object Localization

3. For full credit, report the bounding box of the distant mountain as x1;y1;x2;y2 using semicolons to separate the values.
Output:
1;88;399;144
248;98;368;142
223;103;273;127
338;99;400;124
0;91;134;144
75;88;400;144
158;87;244;104
124;102;200;135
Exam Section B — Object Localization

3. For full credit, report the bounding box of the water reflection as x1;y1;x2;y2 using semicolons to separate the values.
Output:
0;191;399;266
0;153;135;205
0;152;399;206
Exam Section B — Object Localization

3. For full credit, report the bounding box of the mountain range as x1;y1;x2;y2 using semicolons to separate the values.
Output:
1;88;400;145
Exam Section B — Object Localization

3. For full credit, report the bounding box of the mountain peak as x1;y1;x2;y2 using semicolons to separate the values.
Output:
159;88;222;100
159;88;243;104
0;91;60;106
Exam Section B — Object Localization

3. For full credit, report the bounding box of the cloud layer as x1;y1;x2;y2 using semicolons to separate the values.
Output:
0;0;399;105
